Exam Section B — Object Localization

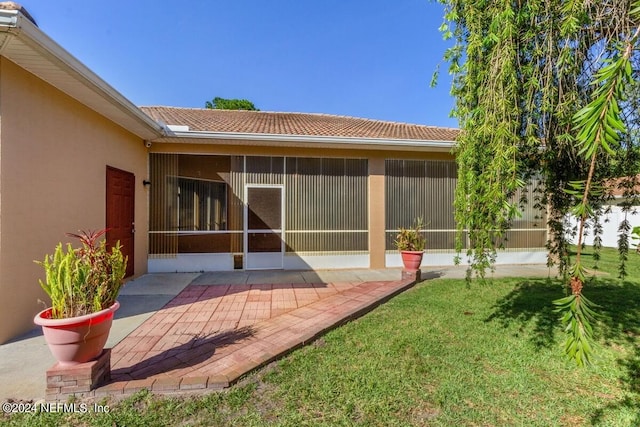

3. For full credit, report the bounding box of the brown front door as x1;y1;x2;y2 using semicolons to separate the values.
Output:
106;166;135;277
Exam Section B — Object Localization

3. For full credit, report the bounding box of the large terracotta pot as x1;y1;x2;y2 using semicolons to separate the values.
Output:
34;301;119;366
400;250;424;270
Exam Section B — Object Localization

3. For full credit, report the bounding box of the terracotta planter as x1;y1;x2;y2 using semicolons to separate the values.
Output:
34;301;119;366
400;250;424;270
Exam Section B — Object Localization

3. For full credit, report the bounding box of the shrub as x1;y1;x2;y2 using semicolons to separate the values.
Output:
394;218;426;252
36;229;126;318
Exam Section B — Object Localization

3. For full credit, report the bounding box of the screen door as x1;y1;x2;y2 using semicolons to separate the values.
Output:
244;185;284;269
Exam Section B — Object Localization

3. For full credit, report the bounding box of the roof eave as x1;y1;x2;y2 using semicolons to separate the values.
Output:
0;9;165;140
0;8;18;28
154;131;456;152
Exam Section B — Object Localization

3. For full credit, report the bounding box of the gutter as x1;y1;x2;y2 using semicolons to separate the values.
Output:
0;9;17;54
0;9;18;28
0;9;166;139
160;130;456;150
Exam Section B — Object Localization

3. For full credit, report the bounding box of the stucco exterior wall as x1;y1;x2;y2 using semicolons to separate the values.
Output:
0;57;149;343
368;158;386;269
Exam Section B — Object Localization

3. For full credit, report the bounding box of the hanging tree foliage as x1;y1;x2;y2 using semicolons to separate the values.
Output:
438;0;640;365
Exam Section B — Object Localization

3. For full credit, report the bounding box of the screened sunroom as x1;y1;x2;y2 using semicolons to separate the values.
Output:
384;159;547;267
148;154;369;271
147;153;547;272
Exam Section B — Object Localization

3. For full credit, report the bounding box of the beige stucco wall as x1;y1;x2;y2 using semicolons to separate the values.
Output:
0;57;149;343
368;158;386;268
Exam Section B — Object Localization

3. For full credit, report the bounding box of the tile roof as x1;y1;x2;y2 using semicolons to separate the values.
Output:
605;174;640;197
140;106;459;142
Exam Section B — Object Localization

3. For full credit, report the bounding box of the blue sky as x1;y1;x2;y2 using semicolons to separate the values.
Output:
24;1;457;128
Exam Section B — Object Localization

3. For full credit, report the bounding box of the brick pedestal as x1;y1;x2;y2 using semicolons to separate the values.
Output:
46;349;111;401
402;269;421;282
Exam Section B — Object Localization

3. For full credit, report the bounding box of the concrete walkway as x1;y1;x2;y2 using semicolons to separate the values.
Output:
0;264;556;402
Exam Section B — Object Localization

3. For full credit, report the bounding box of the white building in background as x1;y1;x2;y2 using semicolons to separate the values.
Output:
568;177;640;248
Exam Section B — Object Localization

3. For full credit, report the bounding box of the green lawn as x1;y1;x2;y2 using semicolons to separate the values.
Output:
3;248;639;426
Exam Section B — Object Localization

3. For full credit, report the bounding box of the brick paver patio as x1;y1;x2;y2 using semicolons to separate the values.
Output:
75;272;419;399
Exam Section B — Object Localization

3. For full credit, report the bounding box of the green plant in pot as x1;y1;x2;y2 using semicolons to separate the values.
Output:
34;229;126;365
395;218;426;270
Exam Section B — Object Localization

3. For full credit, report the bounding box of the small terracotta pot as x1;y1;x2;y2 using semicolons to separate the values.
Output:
400;250;424;270
34;301;119;366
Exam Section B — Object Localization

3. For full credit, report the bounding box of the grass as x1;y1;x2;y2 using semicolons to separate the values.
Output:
3;247;639;426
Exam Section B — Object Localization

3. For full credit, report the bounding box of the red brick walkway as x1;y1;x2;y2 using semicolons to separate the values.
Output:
85;272;417;398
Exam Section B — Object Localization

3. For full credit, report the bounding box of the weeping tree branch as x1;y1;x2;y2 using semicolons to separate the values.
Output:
440;0;640;366
556;22;640;366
